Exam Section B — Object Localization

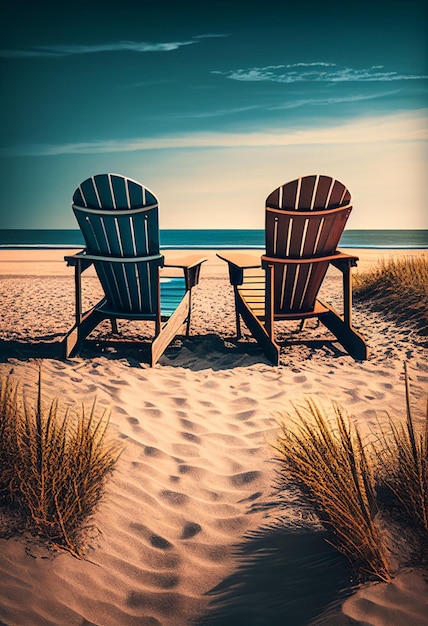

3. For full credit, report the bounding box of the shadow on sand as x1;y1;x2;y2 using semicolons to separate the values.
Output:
0;333;348;371
196;520;360;626
0;334;270;369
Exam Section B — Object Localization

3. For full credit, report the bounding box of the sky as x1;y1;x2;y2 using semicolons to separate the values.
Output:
0;0;427;231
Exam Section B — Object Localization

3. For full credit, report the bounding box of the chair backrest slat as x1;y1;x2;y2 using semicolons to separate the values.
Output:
76;177;101;208
329;179;350;207
313;175;334;209
297;175;317;210
280;178;299;209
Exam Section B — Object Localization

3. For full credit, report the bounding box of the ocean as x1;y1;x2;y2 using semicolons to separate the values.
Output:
0;229;427;250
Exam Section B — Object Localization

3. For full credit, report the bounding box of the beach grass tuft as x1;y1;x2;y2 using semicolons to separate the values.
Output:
375;363;428;535
274;368;427;583
273;399;393;582
354;255;428;336
0;369;121;556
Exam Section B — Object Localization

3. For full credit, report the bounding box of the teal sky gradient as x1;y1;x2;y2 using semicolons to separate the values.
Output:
1;0;427;230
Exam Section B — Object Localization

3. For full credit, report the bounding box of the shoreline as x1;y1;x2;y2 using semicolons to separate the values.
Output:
0;247;427;625
0;246;426;277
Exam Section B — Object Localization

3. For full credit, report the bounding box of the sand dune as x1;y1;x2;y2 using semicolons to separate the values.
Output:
0;249;427;625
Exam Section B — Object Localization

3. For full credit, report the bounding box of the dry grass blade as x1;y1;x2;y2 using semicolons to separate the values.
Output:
0;370;122;556
273;399;393;583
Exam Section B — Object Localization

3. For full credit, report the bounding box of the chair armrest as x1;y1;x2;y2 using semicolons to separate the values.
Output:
163;253;207;270
329;250;359;272
216;251;261;269
64;250;94;272
217;252;261;286
163;254;207;290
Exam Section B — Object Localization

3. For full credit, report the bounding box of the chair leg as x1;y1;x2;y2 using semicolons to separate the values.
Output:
151;292;190;366
111;319;119;334
234;288;242;339
64;309;105;358
185;290;192;336
320;310;367;360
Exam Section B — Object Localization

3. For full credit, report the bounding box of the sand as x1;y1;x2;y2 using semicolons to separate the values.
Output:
0;247;427;626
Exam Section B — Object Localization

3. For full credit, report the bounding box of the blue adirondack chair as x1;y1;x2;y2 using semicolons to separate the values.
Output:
63;173;206;365
218;174;368;364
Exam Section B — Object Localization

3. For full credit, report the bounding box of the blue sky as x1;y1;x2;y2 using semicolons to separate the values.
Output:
1;0;427;230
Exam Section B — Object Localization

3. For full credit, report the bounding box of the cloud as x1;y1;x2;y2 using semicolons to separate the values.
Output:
3;110;426;157
192;34;229;39
148;91;400;117
164;105;262;119
270;90;402;110
212;63;428;83
0;35;227;58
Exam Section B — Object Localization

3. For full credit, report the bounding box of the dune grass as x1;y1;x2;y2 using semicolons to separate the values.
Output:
274;399;393;583
353;255;428;336
274;370;427;583
0;369;121;556
376;363;428;535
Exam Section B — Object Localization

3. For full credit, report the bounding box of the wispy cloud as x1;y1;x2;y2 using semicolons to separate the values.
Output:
3;110;426;156
164;105;261;119
212;62;428;83
192;34;229;40
270;90;402;110
0;35;227;58
142;92;398;118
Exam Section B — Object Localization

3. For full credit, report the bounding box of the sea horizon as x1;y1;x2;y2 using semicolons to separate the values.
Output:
0;228;427;250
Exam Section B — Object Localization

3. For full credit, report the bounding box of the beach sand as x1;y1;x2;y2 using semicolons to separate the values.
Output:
0;248;427;625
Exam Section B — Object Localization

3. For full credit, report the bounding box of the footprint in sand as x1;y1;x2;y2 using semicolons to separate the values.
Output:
144;446;165;458
180;418;198;431
172;397;188;408
181;431;201;444
181;522;202;539
178;464;205;479
236;409;257;421
145;408;163;418
149;572;180;589
230;470;262;487
159;490;190;506
231;397;259;410
150;534;173;550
